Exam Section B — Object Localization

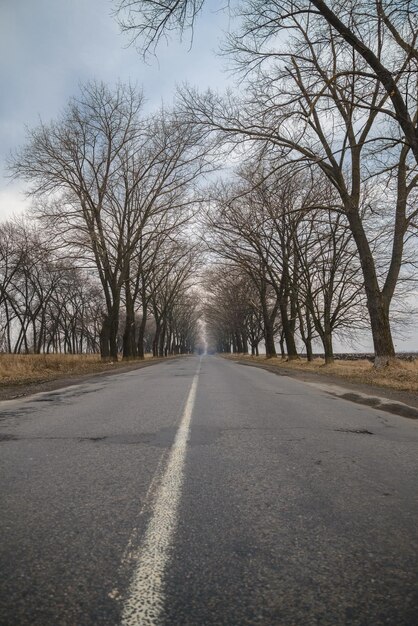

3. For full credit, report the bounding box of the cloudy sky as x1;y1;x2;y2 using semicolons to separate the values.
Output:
0;0;230;218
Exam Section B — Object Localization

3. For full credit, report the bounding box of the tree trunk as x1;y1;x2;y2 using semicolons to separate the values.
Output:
305;310;314;362
109;308;119;361
235;332;243;353
137;288;148;359
279;332;285;359
100;300;119;361
5;301;12;353
261;289;277;358
153;322;160;357
298;307;314;361
100;314;111;360
122;316;137;359
369;299;395;368
347;208;395;366
158;322;166;357
322;329;334;365
137;314;147;359
264;323;276;358
305;337;313;362
279;301;298;360
122;285;137;360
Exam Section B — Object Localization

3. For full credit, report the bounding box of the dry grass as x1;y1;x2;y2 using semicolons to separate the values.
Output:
223;354;418;394
0;353;154;386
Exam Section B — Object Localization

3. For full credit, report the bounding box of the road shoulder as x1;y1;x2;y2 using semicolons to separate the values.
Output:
0;357;184;402
227;357;418;419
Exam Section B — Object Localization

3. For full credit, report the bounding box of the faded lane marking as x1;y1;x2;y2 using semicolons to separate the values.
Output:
121;360;201;625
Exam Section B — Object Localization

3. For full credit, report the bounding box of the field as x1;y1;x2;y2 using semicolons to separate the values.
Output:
224;355;418;394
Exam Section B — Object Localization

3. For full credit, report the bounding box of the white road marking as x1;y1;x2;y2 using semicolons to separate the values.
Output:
121;360;201;626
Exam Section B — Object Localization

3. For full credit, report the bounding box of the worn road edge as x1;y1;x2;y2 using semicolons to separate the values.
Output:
230;359;418;420
0;356;189;403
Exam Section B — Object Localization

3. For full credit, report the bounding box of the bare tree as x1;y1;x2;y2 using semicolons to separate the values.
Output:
117;108;210;359
295;209;366;363
204;182;283;358
148;240;200;356
204;264;264;355
113;0;418;366
167;289;202;354
176;19;417;364
115;0;206;51
10;82;210;361
10;83;145;359
0;221;26;351
0;220;103;354
115;0;418;163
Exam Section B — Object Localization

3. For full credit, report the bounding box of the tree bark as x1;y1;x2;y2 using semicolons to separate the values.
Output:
264;321;276;358
321;329;334;365
99;315;111;361
235;332;243;353
346;208;395;366
279;300;298;360
153;321;160;357
260;283;277;358
100;300;120;361
158;321;166;357
108;307;119;361
299;308;314;361
137;314;147;359
122;283;137;360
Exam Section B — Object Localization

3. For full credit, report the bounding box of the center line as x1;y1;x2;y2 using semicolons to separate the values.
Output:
121;359;201;626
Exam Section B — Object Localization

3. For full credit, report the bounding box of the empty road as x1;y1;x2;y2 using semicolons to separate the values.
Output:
0;355;417;625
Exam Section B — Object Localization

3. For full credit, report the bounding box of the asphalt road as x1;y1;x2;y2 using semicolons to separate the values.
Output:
0;355;417;625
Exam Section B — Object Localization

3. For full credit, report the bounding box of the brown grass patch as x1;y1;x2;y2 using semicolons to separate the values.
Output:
223;354;418;393
0;353;154;386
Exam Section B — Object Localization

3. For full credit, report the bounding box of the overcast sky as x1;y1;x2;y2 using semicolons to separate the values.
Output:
0;0;230;218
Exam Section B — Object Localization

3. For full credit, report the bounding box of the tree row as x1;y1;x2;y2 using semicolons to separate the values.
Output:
8;83;205;360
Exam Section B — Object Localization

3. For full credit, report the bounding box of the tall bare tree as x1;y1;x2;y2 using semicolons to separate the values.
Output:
114;0;418;366
10;82;210;360
10;83;145;359
0;220;103;354
115;0;418;163
177;19;417;364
